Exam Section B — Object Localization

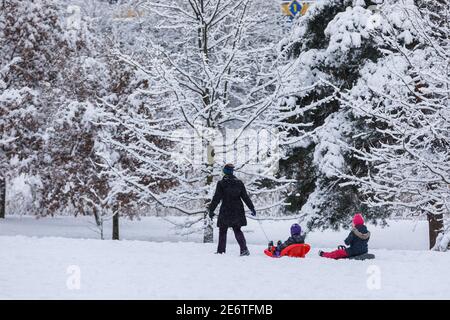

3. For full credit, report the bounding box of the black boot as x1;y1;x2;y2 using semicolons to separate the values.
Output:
240;249;250;256
318;250;324;257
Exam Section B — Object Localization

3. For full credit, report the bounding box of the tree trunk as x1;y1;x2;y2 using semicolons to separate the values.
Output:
93;207;101;226
199;5;213;243
112;211;119;240
0;176;5;219
427;213;444;249
92;207;104;240
203;143;214;243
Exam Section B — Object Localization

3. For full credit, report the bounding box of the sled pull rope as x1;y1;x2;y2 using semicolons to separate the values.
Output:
257;219;270;242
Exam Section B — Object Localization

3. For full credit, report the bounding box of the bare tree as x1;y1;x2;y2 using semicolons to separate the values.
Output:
104;0;307;242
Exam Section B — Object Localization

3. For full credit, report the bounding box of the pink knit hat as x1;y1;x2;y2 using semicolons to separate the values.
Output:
353;213;364;226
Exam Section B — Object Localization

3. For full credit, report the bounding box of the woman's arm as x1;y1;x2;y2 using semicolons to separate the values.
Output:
240;182;255;211
208;182;223;214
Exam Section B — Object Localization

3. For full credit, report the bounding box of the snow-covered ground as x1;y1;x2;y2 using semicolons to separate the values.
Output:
1;216;449;299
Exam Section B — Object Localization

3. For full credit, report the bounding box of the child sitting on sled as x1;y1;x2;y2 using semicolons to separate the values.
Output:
319;213;371;260
268;223;305;257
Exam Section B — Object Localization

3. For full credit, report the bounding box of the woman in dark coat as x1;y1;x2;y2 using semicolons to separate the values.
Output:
208;164;256;256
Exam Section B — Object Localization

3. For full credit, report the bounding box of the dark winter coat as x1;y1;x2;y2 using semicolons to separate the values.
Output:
278;234;305;252
344;224;370;257
209;175;255;228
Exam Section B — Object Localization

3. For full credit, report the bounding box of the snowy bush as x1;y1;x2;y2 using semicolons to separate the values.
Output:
6;174;42;216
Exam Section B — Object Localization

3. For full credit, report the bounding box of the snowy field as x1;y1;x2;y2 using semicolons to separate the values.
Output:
1;216;450;299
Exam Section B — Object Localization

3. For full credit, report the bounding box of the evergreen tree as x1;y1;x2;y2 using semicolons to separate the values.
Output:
278;0;391;230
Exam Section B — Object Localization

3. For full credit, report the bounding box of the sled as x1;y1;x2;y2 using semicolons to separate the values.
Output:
264;243;311;258
348;253;375;260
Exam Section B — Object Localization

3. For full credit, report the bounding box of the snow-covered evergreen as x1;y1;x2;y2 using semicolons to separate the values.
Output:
277;0;391;231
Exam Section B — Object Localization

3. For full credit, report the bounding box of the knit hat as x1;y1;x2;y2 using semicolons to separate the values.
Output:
353;213;364;226
223;163;234;175
290;223;302;236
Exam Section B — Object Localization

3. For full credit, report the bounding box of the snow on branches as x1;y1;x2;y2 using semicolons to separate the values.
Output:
339;0;450;247
98;0;313;241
